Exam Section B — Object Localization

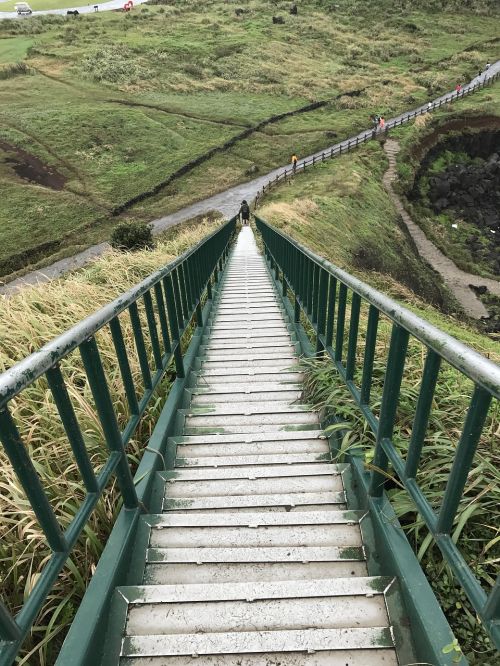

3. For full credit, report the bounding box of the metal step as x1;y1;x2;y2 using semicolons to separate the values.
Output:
176;439;329;459
190;389;302;405
176;452;329;466
144;560;369;586
121;627;394;658
163;490;346;512
168;462;340;481
121;649;398;665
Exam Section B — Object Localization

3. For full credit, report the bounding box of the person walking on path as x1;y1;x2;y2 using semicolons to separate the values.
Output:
378;116;385;131
291;153;298;173
239;199;250;226
455;83;462;93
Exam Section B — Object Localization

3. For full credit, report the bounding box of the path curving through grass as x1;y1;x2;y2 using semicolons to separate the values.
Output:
2;59;499;295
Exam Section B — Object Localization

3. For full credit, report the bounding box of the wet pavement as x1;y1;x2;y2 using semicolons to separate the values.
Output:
0;0;147;20
1;60;499;294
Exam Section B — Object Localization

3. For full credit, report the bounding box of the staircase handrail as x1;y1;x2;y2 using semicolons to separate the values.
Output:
0;217;237;663
255;214;500;649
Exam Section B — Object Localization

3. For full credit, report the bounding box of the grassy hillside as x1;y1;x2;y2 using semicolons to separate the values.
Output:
0;0;499;278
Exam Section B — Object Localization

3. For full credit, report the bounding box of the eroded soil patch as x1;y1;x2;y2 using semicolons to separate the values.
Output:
0;140;67;190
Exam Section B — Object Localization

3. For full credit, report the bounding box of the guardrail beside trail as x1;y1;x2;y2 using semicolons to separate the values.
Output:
254;69;500;206
0;218;237;664
256;214;500;651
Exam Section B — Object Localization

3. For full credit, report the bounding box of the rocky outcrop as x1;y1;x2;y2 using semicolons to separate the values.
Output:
428;154;500;274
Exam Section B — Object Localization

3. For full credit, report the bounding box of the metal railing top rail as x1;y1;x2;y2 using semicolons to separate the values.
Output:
0;220;231;408
254;68;500;204
255;217;500;398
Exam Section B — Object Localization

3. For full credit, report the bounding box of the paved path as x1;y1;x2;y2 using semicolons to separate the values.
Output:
383;139;500;319
0;0;147;20
2;60;499;294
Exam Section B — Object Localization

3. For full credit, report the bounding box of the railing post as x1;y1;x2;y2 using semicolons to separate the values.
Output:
0;407;68;551
316;268;328;354
360;305;379;404
369;324;409;497
79;337;139;510
0;601;21;642
436;386;492;534
405;350;441;478
163;274;185;379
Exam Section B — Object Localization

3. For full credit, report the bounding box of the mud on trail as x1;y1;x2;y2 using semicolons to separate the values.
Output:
0;140;67;190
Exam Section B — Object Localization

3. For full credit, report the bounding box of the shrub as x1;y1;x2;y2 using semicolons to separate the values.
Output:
0;62;34;80
110;222;154;251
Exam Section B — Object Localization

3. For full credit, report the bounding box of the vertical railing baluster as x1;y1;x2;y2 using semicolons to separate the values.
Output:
109;317;140;416
163;274;185;378
46;363;98;493
405;350;441;478
0;407;68;551
335;284;347;362
346;293;361;380
369;324;410;497
143;291;163;371
325;276;337;349
176;265;189;323
360;305;379;405
171;268;186;332
0;601;21;642
79;337;138;509
153;282;172;354
128;302;152;390
316;268;328;354
436;386;492;534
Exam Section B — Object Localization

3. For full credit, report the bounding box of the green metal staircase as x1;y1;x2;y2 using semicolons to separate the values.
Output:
0;218;498;665
101;227;407;664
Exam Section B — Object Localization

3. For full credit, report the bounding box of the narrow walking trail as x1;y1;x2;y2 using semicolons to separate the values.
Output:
2;60;499;294
112;226;400;664
383;139;500;318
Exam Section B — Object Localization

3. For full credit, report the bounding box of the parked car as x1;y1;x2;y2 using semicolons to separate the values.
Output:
15;2;33;15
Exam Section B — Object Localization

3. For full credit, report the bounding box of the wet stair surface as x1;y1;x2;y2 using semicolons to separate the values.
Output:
116;227;400;665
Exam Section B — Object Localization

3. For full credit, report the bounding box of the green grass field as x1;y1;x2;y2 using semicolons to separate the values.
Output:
0;0;498;279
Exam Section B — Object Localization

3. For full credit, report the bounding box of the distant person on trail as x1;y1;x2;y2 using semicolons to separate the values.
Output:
291;153;298;173
455;84;462;93
378;116;385;130
239;200;250;226
427;102;433;111
485;62;491;70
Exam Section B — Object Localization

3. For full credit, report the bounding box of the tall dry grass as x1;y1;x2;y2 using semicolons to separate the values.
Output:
0;217;222;665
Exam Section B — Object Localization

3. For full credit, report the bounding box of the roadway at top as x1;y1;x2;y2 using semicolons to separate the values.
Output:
0;0;148;20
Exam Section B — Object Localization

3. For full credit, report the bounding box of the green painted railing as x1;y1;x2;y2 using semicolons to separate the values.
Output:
255;215;500;650
0;218;236;664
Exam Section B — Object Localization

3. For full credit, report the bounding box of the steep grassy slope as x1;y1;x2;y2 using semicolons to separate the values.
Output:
0;0;498;277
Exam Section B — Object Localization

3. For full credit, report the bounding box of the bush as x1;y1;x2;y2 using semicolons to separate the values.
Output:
0;62;34;80
110;222;154;251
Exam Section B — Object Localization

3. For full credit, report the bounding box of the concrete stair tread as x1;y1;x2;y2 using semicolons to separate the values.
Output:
184;402;311;416
165;462;342;481
163;490;345;511
145;509;363;528
175;452;330;466
147;545;365;563
171;430;326;444
121;627;394;657
190;390;302;405
118;576;391;604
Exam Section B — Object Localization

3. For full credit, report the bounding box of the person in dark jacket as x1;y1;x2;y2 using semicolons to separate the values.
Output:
239;200;250;225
